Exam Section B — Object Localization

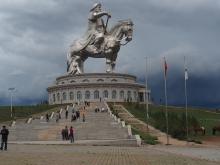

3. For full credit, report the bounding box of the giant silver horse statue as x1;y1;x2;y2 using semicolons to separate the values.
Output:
67;3;133;75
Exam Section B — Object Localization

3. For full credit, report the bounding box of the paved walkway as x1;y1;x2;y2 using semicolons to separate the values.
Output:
151;145;220;162
0;144;219;165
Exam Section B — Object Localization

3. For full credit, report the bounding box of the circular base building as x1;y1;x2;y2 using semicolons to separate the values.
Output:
47;73;149;105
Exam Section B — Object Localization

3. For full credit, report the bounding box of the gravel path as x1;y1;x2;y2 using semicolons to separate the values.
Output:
0;144;219;165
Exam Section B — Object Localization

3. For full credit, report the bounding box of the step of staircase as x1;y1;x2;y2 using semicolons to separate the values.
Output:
9;138;138;147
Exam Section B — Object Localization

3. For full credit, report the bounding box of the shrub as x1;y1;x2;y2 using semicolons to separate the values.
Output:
150;111;200;140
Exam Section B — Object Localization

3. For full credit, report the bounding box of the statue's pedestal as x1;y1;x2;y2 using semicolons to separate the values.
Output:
47;73;147;105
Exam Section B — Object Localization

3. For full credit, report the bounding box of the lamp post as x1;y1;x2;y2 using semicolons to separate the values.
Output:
8;88;15;118
145;57;149;129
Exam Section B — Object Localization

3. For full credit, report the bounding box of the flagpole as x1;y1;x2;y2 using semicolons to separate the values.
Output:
145;57;149;129
164;57;169;145
8;87;15;118
184;56;189;142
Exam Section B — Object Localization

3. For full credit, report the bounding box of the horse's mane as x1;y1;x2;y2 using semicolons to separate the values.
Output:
108;19;133;34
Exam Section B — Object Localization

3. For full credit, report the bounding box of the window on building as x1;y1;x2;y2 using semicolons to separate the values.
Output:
112;90;117;99
111;79;117;82
50;98;53;104
77;91;82;100
69;92;74;100
97;79;104;82
127;91;132;102
103;90;108;98
85;91;90;100
63;92;67;101
120;91;124;99
53;94;56;102
57;93;60;101
82;79;89;82
94;90;99;99
133;91;137;101
127;91;131;98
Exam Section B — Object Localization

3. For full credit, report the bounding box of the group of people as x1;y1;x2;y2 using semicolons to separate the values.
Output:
0;125;9;151
0;96;107;148
61;126;75;143
71;102;89;123
70;105;79;122
94;106;107;113
61;102;92;142
71;110;80;122
84;101;90;106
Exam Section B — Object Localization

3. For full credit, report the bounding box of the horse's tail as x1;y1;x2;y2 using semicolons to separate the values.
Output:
67;51;72;72
67;61;70;72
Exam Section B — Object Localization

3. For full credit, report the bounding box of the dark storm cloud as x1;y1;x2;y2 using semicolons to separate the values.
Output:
0;0;220;106
148;71;220;108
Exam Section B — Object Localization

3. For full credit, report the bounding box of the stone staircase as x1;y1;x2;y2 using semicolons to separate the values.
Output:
8;102;138;146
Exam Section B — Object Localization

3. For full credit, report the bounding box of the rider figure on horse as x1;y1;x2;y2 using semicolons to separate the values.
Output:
69;3;111;56
67;3;133;75
86;3;111;54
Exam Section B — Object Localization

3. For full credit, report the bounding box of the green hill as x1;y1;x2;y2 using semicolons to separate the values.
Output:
122;103;220;139
0;105;59;123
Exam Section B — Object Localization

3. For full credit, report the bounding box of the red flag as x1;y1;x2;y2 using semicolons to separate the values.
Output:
164;57;168;77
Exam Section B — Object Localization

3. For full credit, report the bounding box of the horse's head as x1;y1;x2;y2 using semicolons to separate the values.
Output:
119;19;134;42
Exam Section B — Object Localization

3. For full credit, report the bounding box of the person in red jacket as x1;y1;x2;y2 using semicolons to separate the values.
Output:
69;126;75;143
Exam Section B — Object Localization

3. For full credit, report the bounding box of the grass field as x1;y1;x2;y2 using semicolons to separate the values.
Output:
122;103;220;138
0;104;59;123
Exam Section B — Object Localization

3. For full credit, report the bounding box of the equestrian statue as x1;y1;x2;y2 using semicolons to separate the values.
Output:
67;3;133;75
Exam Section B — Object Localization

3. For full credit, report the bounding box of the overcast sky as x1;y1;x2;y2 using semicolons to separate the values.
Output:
0;0;220;107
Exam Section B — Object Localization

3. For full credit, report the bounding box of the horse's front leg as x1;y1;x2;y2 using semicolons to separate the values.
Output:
77;60;84;74
106;58;112;73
